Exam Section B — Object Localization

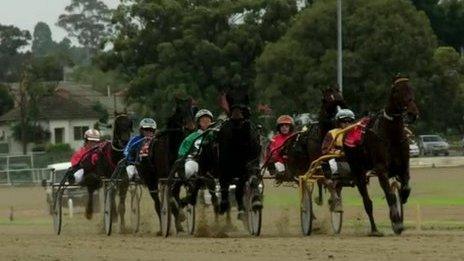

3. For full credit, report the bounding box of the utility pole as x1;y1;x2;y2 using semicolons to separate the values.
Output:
337;0;343;93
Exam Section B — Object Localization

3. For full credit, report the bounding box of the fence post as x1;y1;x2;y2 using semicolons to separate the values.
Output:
6;155;11;185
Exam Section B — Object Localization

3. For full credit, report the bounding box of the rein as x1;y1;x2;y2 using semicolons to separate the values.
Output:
383;110;404;121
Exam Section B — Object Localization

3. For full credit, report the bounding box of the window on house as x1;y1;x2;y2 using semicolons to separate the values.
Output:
0;143;9;154
54;128;64;144
73;126;89;140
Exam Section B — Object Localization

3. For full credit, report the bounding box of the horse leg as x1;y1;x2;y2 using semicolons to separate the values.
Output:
218;177;230;215
146;183;162;236
85;187;94;220
324;178;341;212
377;169;404;233
235;177;246;220
170;182;185;233
206;178;220;216
118;180;129;233
399;163;411;204
355;175;381;236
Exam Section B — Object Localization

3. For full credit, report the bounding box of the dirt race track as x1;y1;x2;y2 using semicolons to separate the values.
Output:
1;167;463;260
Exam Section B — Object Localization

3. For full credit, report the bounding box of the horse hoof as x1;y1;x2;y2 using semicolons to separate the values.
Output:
219;200;230;215
85;211;93;220
369;231;384;237
393;222;404;235
156;231;162;236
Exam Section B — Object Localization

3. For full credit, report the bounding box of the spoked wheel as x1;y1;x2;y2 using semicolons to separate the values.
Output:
243;181;262;236
330;201;343;234
104;183;115;236
52;187;64;235
300;181;314;236
129;184;142;233
186;203;195;235
159;183;171;237
390;179;404;235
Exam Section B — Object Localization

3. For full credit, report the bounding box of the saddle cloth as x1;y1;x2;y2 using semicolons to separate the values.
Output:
344;117;371;148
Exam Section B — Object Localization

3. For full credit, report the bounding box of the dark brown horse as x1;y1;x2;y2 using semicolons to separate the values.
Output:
275;87;346;181
344;76;419;235
136;97;196;233
72;114;133;220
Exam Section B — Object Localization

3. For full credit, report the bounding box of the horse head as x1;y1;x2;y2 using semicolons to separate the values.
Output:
388;76;419;123
321;86;345;115
112;113;133;150
222;88;251;120
172;95;197;132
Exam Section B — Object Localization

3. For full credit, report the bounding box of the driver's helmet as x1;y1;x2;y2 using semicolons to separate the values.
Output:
139;118;157;130
335;109;355;122
276;115;294;126
194;109;213;122
84;129;101;141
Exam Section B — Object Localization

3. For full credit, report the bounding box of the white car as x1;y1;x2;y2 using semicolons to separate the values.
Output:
409;140;420;157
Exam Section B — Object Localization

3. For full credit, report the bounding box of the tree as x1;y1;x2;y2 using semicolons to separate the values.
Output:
57;0;113;55
99;0;298;120
418;47;464;133
13;58;58;154
255;0;437;115
0;24;31;82
31;22;55;56
412;0;464;51
0;84;14;116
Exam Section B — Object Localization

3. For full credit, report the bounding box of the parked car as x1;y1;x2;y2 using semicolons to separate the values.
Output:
418;135;450;156
409;140;420;157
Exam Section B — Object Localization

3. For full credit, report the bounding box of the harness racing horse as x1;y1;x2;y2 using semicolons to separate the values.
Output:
344;76;419;235
281;87;347;180
136;97;196;234
73;114;133;220
216;89;262;217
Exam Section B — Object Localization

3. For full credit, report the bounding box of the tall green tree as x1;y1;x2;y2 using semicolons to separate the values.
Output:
14;61;57;154
31;22;55;56
57;0;113;55
0;24;31;82
255;0;436;115
418;47;464;133
412;0;464;51
99;0;298;120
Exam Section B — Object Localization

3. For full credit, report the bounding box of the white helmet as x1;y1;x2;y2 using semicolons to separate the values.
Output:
139;118;157;130
84;129;101;141
335;109;355;121
195;109;213;122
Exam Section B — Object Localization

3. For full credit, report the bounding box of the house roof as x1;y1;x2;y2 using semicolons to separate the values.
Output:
0;94;100;123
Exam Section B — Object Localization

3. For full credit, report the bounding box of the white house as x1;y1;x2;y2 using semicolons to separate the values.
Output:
0;94;101;155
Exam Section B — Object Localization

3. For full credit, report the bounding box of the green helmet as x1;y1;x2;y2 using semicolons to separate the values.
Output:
195;109;213;122
139;118;157;129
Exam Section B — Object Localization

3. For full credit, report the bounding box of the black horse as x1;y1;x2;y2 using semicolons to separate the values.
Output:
71;114;132;220
215;90;262;216
344;76;419;235
136;97;196;233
